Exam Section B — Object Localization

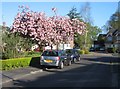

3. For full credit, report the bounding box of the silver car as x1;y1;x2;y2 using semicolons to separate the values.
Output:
40;50;68;69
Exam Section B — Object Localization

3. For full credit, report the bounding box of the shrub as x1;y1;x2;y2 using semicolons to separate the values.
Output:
84;49;89;54
25;51;41;57
79;50;85;54
0;60;2;70
107;48;114;53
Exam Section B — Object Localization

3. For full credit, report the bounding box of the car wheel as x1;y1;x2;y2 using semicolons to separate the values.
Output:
77;57;81;61
59;61;64;69
43;67;47;71
73;58;77;63
67;60;72;66
64;60;68;66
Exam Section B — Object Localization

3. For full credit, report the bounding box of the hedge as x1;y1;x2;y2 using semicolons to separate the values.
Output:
0;57;32;70
25;51;42;57
78;49;89;54
84;49;89;54
106;48;114;53
79;50;85;54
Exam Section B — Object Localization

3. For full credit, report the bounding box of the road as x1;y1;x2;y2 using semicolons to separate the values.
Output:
2;52;119;88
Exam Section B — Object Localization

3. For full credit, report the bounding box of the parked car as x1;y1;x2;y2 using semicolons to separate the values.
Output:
40;50;71;69
89;47;95;51
65;49;81;63
99;47;105;51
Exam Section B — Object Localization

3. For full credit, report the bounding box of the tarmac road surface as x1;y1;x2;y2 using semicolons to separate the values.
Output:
2;52;119;88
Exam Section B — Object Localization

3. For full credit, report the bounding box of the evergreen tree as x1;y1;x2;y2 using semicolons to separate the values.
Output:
67;3;102;50
67;6;84;49
67;6;82;21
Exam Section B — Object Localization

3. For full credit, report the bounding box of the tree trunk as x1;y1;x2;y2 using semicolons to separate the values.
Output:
38;44;44;52
57;43;59;50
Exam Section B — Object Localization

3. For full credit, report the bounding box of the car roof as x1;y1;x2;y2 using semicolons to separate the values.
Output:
66;48;77;50
44;50;64;52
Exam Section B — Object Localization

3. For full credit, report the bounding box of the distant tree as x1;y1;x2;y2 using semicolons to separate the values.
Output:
88;24;102;41
67;6;82;21
79;2;102;49
108;11;119;31
80;2;93;24
105;3;120;32
67;7;84;48
67;3;102;49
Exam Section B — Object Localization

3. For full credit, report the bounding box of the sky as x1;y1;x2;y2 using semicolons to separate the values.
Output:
1;1;119;34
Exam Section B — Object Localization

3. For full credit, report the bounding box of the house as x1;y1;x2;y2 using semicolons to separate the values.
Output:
112;29;120;52
93;34;106;51
48;38;74;50
93;41;100;51
97;34;106;47
32;39;74;51
105;31;113;49
105;29;120;53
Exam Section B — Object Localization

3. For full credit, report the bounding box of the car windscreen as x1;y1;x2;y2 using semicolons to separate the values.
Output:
66;49;74;54
42;51;58;56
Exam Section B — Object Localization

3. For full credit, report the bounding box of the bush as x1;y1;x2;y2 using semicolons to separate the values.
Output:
0;57;32;70
79;50;85;54
0;61;2;70
84;49;89;54
25;51;41;57
106;48;114;53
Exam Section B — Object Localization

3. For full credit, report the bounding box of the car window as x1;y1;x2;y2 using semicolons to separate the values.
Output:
58;51;62;56
42;51;58;56
75;51;77;54
60;50;66;56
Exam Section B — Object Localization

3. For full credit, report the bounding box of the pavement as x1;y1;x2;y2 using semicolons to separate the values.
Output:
0;67;43;85
0;52;119;87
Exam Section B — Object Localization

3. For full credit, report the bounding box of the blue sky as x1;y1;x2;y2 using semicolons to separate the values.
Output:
1;2;118;33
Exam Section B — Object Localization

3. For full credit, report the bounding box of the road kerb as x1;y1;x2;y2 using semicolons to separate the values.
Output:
0;79;12;85
30;70;43;74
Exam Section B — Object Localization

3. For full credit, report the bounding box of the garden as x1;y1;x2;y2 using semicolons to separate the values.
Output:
1;5;101;70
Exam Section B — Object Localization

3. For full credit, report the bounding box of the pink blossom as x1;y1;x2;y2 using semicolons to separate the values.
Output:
11;6;86;46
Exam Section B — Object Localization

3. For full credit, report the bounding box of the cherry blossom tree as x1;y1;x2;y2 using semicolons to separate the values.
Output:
11;6;86;50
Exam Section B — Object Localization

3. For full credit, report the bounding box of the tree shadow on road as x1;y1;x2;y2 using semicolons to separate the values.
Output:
83;56;119;63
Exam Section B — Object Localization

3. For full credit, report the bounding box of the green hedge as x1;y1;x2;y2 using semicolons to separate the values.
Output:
25;51;41;57
106;48;114;53
0;57;32;70
79;50;85;54
84;49;89;54
2;51;41;60
78;49;89;54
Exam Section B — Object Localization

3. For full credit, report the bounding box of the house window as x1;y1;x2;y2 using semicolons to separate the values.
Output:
107;36;112;41
107;44;113;48
116;36;120;41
